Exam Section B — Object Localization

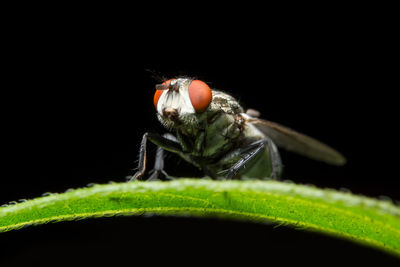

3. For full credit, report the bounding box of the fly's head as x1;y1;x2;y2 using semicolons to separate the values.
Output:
153;78;213;131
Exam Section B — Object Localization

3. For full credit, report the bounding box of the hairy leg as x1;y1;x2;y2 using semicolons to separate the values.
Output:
129;132;182;181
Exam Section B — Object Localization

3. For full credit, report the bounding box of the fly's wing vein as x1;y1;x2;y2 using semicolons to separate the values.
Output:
247;118;346;166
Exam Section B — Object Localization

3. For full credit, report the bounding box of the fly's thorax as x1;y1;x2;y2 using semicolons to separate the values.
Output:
200;111;244;158
210;90;244;115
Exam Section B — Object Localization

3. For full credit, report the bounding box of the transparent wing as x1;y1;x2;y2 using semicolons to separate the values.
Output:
246;117;346;165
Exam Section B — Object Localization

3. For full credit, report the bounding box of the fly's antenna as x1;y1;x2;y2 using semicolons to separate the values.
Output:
155;82;171;90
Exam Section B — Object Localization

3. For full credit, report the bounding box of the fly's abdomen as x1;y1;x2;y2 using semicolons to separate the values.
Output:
240;147;275;179
204;143;274;180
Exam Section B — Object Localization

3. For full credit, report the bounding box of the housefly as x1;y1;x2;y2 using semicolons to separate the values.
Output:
130;77;346;181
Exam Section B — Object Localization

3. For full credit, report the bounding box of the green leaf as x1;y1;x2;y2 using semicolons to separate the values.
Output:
1;179;399;257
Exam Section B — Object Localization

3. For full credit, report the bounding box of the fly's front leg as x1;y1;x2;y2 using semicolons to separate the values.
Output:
129;132;182;181
129;133;149;181
147;146;167;181
148;133;179;181
225;137;282;180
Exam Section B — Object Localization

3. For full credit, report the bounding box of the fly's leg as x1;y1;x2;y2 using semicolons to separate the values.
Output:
225;137;282;180
129;133;149;181
129;132;182;181
225;140;265;180
148;133;178;181
147;146;167;181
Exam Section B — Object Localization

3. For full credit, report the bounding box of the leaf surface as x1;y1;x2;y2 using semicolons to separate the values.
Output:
1;179;399;257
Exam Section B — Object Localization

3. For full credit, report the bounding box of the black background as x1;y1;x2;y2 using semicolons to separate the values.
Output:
1;6;399;266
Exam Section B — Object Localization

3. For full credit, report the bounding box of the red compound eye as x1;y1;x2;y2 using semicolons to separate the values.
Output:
188;80;212;113
153;79;174;108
